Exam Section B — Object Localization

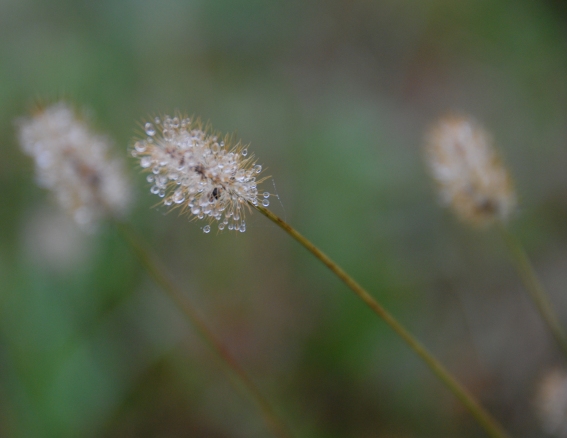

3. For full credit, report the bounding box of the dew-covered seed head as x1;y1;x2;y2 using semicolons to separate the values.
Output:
424;115;516;227
131;114;268;232
17;102;132;230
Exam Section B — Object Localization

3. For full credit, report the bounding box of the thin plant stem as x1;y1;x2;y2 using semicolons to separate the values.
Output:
116;222;292;438
499;224;567;357
254;205;510;438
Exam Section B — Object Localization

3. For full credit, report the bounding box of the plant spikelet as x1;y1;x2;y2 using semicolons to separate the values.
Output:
425;114;516;226
17;102;132;230
536;369;567;437
131;114;268;233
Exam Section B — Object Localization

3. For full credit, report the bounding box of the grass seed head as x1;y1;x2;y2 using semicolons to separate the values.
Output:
17;101;132;230
425;114;516;226
131;114;267;233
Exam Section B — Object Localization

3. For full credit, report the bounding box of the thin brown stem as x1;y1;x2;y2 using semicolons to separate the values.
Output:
254;205;510;438
499;225;567;357
116;222;292;438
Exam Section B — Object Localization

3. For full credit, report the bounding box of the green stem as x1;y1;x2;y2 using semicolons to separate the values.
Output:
254;205;510;438
116;222;292;438
499;225;567;357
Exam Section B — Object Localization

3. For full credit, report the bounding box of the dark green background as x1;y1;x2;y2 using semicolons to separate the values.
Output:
1;0;567;436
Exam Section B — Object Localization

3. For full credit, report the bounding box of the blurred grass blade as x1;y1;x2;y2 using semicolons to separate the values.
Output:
499;225;567;357
116;222;293;438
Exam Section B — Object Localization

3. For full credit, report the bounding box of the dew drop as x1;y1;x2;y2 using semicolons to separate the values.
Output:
203;225;211;233
145;122;156;136
263;192;270;198
152;166;160;174
158;189;165;198
218;222;226;230
150;185;159;194
228;224;234;230
262;199;270;207
164;197;173;206
131;150;138;157
254;165;262;173
172;191;185;204
154;117;161;125
172;117;180;128
135;141;146;152
140;157;152;168
241;148;248;156
240;224;246;232
163;129;173;141
146;175;154;183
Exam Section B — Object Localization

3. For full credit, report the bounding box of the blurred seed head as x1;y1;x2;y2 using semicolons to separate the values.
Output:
17;102;132;230
536;369;567;437
131;114;268;233
424;115;516;226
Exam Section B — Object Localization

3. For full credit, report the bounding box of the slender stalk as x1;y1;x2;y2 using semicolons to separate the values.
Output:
499;225;567;357
116;222;292;438
254;205;510;438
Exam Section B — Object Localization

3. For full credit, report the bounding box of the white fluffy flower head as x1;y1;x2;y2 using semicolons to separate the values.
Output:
425;115;516;226
131;115;269;233
17;102;132;229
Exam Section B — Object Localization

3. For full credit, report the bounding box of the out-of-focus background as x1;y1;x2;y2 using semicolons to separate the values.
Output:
1;0;567;437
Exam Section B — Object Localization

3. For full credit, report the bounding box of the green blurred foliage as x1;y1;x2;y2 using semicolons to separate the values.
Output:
1;0;567;437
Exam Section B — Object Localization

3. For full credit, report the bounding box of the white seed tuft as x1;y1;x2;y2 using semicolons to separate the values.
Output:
536;369;567;437
131;115;267;232
17;102;132;230
425;115;516;226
